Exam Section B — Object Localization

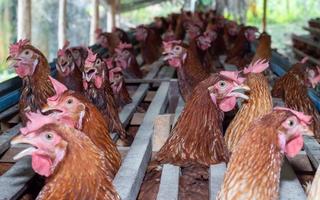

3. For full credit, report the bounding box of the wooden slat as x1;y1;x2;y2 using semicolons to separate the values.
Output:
0;157;35;200
303;26;320;36
156;96;184;200
0;124;21;155
292;48;320;66
279;159;307;200
209;163;227;200
0;105;19;121
156;164;180;200
119;61;162;127
292;34;320;50
303;136;320;168
113;82;170;200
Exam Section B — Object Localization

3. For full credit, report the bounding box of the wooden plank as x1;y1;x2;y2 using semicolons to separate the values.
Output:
209;163;227;200
113;82;170;200
292;34;320;50
303;135;320;169
130;113;145;126
173;97;185;124
119;61;162;127
156;96;185;200
0;157;35;200
0;105;19;121
292;48;320;66
0;124;22;155
303;26;320;36
279;159;307;200
167;80;180;113
152;114;174;152
156;164;180;200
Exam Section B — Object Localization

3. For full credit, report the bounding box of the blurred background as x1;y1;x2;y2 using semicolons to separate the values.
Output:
0;0;320;82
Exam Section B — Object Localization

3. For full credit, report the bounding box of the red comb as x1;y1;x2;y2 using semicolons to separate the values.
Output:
219;71;245;84
20;111;56;135
243;59;269;74
300;57;309;64
274;107;312;125
9;39;30;56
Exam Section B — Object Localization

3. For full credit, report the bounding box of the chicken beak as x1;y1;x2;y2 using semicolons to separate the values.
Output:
301;126;314;136
41;103;62;115
227;84;250;100
11;134;37;160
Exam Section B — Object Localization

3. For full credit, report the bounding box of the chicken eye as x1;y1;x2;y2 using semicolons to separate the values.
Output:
68;54;72;59
21;49;33;58
174;46;181;51
218;81;227;88
287;119;296;127
45;133;53;140
96;59;101;65
67;98;73;104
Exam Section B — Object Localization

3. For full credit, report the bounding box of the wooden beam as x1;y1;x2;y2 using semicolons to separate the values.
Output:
0;157;35;200
156;164;180;200
152;114;174;152
58;0;67;48
0;124;21;155
209;163;227;200
17;0;32;40
90;0;99;45
303;136;320;168
279;159;307;200
113;82;170;200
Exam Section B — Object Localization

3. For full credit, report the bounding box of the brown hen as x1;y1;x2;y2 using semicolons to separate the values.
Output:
82;49;132;144
218;108;312;200
163;40;210;101
12;123;120;200
272;61;320;139
138;72;250;200
7;39;56;125
135;25;162;64
225;33;273;152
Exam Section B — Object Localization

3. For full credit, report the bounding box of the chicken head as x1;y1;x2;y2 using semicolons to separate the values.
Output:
306;66;320;88
275;107;313;157
163;40;187;68
56;41;76;77
106;58;124;94
208;71;249;112
12;124;68;177
42;91;86;130
135;25;148;41
7;39;41;78
82;49;106;89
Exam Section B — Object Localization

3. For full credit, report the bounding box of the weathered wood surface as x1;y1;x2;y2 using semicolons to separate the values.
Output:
156;164;180;200
292;48;320;65
279;159;307;200
209;163;227;200
113;82;170;200
152;114;174;152
0;124;21;155
303;136;320;168
0;157;35;200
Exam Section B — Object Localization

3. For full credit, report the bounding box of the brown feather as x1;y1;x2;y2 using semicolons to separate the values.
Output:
34;124;120;200
217;111;291;200
156;74;229;166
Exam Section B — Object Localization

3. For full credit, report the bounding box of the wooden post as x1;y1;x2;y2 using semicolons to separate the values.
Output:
58;0;67;48
17;0;31;40
90;0;99;45
262;0;267;32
